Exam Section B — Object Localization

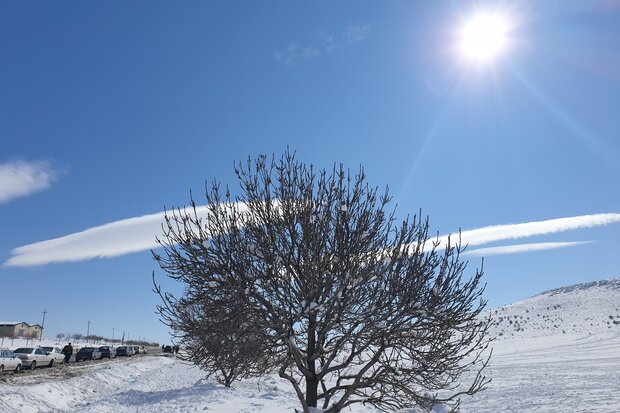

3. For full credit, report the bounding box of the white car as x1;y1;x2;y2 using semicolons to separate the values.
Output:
12;347;55;369
41;346;65;364
0;348;22;373
135;345;147;354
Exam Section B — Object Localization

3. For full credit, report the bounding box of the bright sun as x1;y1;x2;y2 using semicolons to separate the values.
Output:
459;13;509;62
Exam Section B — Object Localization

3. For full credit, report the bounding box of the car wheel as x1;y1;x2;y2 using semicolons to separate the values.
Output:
0;365;4;373
30;361;36;370
48;359;54;367
14;364;21;373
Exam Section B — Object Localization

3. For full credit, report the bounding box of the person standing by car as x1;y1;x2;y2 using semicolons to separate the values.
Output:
62;343;73;364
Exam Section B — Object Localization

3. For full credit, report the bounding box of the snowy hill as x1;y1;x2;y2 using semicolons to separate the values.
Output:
489;277;620;339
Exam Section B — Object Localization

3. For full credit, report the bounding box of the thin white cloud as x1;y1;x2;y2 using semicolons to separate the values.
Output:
463;241;593;257
318;31;336;52
275;24;370;66
5;211;619;267
430;213;620;250
274;43;321;66
0;160;60;204
342;24;370;44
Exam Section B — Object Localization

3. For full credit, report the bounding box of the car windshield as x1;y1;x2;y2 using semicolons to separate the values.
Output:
13;348;33;353
42;347;53;352
81;347;94;351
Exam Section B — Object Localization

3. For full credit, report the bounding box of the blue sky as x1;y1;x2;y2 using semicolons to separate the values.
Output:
1;1;619;344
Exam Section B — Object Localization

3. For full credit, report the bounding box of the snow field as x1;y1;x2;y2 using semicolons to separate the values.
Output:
2;278;620;412
1;332;620;412
0;356;173;413
460;331;620;413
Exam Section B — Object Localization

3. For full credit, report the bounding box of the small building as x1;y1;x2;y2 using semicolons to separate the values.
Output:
0;321;44;339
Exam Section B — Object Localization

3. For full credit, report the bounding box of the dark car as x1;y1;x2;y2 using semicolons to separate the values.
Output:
115;346;132;357
98;346;116;359
163;345;173;353
75;347;101;362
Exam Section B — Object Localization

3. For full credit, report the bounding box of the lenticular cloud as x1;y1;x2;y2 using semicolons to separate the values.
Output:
6;211;169;267
5;212;620;267
464;241;593;257
5;207;210;267
441;213;620;248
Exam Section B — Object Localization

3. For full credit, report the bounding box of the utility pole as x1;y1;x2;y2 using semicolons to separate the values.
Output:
40;309;47;343
86;320;90;343
121;331;125;345
112;327;115;342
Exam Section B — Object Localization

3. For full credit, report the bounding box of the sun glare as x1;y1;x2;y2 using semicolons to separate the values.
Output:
459;13;509;62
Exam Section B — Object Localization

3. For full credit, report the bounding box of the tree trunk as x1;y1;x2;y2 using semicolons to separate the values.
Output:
306;314;318;408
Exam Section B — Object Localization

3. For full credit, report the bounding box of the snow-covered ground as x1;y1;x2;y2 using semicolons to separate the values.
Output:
460;331;620;412
0;337;68;349
1;278;619;412
0;355;304;413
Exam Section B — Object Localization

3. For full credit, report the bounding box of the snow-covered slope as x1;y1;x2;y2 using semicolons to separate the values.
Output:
488;277;620;339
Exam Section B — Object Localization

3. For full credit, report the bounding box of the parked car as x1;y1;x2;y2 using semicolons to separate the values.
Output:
75;347;102;362
98;346;117;359
134;345;146;355
162;345;173;353
41;346;65;365
0;348;22;373
115;346;132;357
12;347;55;369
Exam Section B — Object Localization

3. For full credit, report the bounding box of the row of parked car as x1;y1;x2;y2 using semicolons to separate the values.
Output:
0;345;148;373
73;344;147;362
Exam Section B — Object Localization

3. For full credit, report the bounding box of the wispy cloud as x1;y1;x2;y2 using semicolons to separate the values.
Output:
464;241;593;257
274;24;370;66
275;43;321;66
5;212;619;267
0;160;60;204
342;24;370;44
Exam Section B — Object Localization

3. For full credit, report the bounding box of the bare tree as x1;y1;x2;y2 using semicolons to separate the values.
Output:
85;334;102;344
56;333;65;344
72;333;83;344
157;288;277;387
154;152;491;413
